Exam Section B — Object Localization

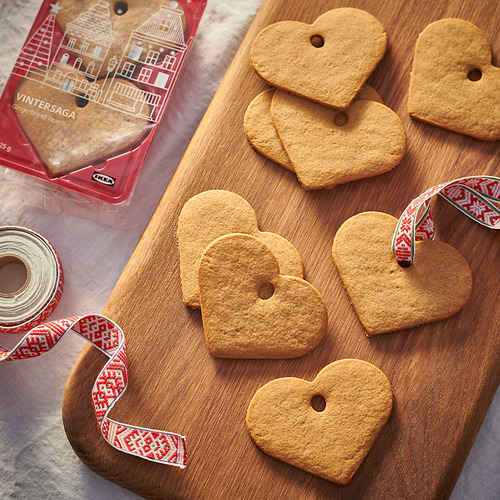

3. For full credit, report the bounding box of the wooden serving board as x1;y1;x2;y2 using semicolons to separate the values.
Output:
62;0;500;498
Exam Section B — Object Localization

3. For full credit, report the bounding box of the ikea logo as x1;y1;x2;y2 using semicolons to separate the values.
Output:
91;172;115;186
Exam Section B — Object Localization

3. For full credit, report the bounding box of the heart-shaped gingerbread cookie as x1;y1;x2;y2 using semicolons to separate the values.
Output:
244;88;294;171
178;190;304;308
271;90;406;190
250;8;387;110
332;212;473;335
14;72;150;177
246;359;393;484
198;234;327;359
244;85;383;171
408;19;500;141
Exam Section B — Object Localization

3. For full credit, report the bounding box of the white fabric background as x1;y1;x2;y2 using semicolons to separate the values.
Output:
0;1;498;498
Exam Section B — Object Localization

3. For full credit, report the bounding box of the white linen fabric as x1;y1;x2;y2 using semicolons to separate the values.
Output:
0;1;498;499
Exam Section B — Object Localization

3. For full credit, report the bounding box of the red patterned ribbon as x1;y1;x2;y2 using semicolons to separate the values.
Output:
0;314;187;467
392;176;500;265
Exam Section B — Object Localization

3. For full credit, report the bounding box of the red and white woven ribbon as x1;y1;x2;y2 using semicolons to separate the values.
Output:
0;226;64;333
0;314;187;467
392;175;500;265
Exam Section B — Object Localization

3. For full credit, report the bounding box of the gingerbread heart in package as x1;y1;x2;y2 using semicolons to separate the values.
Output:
0;0;206;203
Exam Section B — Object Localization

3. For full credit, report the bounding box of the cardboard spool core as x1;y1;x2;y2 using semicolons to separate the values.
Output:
0;255;31;297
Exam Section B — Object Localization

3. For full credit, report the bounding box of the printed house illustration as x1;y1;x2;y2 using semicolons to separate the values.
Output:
105;5;187;120
46;0;113;102
12;1;188;123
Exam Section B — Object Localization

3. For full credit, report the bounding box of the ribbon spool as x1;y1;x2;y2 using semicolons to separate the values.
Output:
0;226;63;333
0;230;185;466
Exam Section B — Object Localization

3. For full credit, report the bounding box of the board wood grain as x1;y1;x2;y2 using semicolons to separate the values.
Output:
62;0;500;498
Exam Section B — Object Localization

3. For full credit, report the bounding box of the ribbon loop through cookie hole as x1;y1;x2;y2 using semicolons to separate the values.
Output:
258;283;275;300
334;112;348;127
310;35;325;48
398;260;412;269
0;256;29;296
114;1;128;15
311;394;326;412
467;69;482;81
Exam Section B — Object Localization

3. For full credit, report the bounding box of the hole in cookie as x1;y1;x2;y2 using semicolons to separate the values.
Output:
0;256;29;296
398;260;412;269
114;1;128;15
334;112;348;127
75;95;89;108
467;69;482;81
258;283;275;300
311;395;326;412
310;35;324;48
